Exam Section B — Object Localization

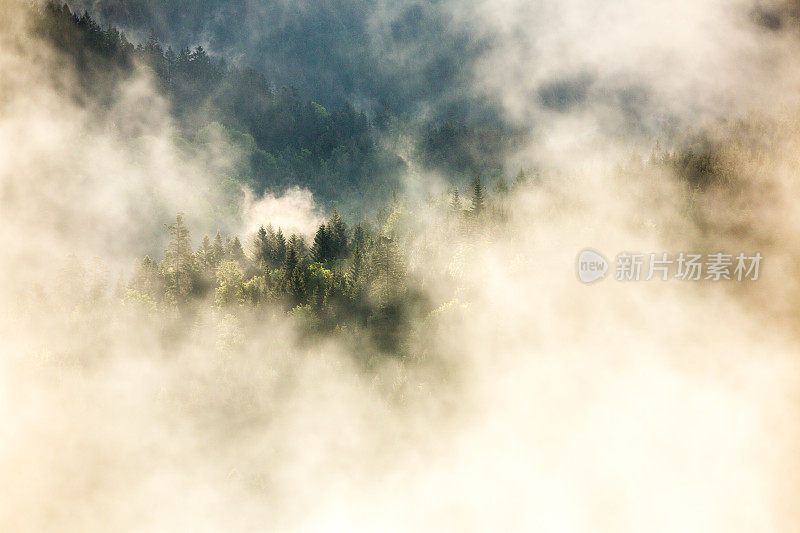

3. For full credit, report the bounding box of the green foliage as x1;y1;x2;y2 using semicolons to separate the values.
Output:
311;224;332;263
288;304;320;330
215;260;245;307
275;229;287;265
162;213;200;305
226;235;246;265
348;243;364;287
212;231;225;266
254;225;271;267
123;288;156;315
368;235;405;306
327;209;349;259
35;2;406;210
419;120;514;183
34;3;522;213
283;245;299;285
120;141;520;355
310;209;349;263
243;275;267;307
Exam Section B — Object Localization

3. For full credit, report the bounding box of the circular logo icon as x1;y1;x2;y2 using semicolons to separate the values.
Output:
576;249;609;284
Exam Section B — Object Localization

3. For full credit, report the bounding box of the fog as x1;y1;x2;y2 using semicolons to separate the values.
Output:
2;0;800;531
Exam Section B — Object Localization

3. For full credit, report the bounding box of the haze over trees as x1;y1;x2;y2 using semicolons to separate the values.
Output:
123;176;509;357
6;0;800;530
22;3;751;365
34;2;516;214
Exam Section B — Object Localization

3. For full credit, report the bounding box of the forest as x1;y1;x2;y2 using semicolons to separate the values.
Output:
68;173;528;362
21;2;535;363
34;2;515;213
18;3;750;364
4;0;800;531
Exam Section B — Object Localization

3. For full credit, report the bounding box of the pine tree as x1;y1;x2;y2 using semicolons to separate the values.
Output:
348;242;363;287
288;234;307;258
165;214;192;263
132;255;162;299
227;235;246;265
264;224;279;266
311;224;331;263
275;229;287;265
494;176;509;195
449;187;461;213
211;231;225;267
311;285;325;310
283;244;298;285
470;177;485;215
352;223;365;251
369;235;404;305
162;213;198;304
199;235;213;271
288;263;306;305
492;176;510;222
215;260;245;307
328;208;348;259
328;270;347;306
254;225;272;267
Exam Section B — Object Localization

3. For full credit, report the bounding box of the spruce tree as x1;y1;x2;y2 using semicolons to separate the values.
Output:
352;223;365;251
494;176;509;195
163;213;198;304
311;224;330;263
288;234;307;258
470;177;485;215
328;208;348;259
348;242;363;287
288;264;306;305
211;231;225;267
199;235;213;271
449;187;461;213
311;285;325;310
275;229;287;265
283;244;298;285
254;225;272;267
228;236;246;265
266;224;277;263
132;255;161;299
370;235;403;305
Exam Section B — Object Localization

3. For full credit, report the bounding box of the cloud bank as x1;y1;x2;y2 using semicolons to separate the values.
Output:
3;0;800;531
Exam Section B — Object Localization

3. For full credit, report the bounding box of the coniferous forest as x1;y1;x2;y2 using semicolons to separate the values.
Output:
22;2;530;362
4;0;800;531
34;2;515;213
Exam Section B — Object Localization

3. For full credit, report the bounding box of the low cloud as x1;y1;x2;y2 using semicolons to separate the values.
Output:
241;186;325;238
4;1;800;532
